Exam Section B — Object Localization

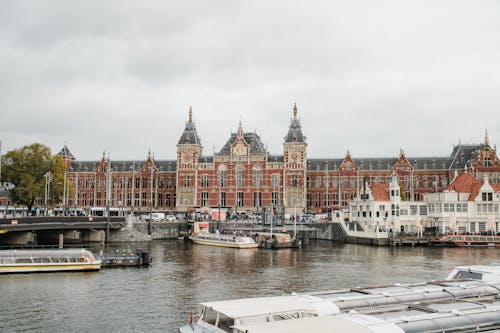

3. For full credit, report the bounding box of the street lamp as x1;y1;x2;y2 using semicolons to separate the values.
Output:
44;171;51;216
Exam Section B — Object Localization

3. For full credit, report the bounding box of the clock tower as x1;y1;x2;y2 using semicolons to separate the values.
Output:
283;103;307;215
176;106;203;211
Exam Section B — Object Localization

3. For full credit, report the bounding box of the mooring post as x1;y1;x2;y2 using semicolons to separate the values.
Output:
58;233;64;248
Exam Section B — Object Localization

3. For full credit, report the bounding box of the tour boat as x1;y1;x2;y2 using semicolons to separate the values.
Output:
179;265;500;332
433;234;500;247
0;248;102;274
190;232;258;249
189;221;258;249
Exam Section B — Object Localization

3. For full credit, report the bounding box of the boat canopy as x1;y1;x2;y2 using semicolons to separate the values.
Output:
0;249;97;262
201;295;340;320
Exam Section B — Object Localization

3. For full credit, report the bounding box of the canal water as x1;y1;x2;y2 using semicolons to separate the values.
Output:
2;240;500;332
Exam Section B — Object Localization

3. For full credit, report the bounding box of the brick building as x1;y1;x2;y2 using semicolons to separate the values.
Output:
58;105;500;218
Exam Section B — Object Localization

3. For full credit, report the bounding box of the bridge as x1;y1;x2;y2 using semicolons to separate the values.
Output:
0;216;126;246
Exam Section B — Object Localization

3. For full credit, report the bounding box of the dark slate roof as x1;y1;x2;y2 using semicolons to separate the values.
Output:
218;132;267;155
57;145;75;160
307;159;344;171
198;156;214;163
177;108;202;146
69;160;177;172
354;158;399;171
307;156;459;171
448;144;480;170
267;155;284;163
284;104;306;144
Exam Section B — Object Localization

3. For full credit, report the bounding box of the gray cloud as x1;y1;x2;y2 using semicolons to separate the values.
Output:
1;0;499;161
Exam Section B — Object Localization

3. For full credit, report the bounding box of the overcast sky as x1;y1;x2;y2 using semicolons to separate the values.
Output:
1;1;499;161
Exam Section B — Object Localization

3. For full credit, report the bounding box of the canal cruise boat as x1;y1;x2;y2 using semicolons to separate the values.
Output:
0;248;102;274
189;222;258;249
433;234;500;247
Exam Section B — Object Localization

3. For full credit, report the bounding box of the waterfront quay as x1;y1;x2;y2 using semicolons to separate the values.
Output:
0;214;436;248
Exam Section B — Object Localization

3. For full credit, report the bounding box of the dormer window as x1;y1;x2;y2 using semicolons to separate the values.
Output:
482;192;493;201
484;157;491;167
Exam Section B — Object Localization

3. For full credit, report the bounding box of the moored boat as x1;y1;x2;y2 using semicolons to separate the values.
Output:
433;234;500;247
0;248;102;274
253;232;301;249
190;222;258;249
190;232;258;249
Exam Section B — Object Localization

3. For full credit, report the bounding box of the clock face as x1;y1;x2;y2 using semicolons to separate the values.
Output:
182;154;192;163
290;152;299;162
233;143;247;156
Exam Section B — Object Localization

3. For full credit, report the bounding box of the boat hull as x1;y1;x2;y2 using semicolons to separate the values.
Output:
0;261;102;274
432;235;500;247
190;237;258;249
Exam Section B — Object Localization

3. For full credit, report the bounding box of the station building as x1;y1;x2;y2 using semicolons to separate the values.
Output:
59;105;500;218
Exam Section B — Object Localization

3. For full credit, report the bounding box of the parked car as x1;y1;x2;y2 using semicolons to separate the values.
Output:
150;213;166;222
165;214;177;222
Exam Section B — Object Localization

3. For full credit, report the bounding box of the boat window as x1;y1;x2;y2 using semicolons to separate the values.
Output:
480;237;486;241
466;237;472;241
217;313;234;332
454;270;483;280
201;307;219;326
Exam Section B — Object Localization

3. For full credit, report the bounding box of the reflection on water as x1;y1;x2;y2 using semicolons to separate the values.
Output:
2;240;500;332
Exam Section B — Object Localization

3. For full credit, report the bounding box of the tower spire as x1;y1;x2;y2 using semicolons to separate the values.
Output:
293;102;298;120
188;106;193;123
485;129;490;146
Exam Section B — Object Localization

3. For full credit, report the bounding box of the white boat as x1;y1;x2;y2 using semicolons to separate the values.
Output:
190;222;258;249
0;248;102;274
179;265;500;332
190;233;258;249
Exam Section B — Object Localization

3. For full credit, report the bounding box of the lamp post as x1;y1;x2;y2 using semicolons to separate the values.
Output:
106;153;111;221
44;171;51;216
130;162;135;216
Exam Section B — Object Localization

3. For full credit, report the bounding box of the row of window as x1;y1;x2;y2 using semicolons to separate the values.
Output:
72;177;175;190
306;175;449;190
199;192;279;207
70;192;176;207
194;173;287;188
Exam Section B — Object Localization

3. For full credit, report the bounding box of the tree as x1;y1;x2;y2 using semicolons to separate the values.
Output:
2;143;67;214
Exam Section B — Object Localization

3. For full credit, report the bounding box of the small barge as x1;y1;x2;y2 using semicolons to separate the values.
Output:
0;249;101;274
253;232;301;249
100;249;151;268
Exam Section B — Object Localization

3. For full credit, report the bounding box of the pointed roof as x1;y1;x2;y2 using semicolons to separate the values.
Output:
57;145;75;160
177;106;202;146
447;172;483;200
284;103;306;144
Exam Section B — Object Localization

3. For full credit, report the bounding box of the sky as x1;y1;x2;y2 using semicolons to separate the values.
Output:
0;0;499;161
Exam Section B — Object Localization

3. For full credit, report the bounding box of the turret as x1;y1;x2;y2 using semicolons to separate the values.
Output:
176;106;203;211
283;103;307;215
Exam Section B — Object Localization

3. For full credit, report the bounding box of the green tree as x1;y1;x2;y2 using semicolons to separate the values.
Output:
399;182;408;201
2;143;67;214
